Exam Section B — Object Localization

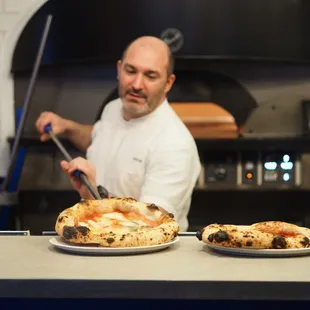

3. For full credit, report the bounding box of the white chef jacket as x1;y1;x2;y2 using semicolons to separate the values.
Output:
86;98;201;231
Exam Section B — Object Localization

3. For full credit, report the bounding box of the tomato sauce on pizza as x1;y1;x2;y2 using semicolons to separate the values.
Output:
55;197;179;247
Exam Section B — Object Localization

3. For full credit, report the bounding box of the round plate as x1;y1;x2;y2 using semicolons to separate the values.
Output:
49;236;180;255
205;243;310;257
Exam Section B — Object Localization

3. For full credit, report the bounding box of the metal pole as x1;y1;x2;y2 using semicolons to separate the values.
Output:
2;15;53;191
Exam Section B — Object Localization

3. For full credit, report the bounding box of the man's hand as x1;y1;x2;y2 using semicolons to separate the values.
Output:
35;111;70;142
60;157;98;200
35;111;93;152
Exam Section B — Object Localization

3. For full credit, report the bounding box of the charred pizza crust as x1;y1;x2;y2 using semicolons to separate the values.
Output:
55;197;179;247
196;222;310;249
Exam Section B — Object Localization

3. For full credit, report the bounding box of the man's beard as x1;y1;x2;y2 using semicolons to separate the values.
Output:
119;85;165;117
119;86;150;116
123;97;152;116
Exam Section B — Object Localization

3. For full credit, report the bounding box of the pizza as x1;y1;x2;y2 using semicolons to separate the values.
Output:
196;221;310;249
55;197;179;247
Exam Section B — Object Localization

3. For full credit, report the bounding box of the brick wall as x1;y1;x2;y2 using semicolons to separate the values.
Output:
0;0;47;176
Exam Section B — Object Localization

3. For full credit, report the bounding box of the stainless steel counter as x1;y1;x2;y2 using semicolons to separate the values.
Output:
0;236;310;300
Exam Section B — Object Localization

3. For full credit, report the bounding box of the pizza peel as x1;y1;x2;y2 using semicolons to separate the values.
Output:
44;124;101;200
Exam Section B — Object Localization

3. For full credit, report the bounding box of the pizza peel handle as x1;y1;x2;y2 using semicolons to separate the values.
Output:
44;124;101;200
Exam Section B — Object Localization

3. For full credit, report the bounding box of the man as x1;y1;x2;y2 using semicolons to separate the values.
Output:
36;36;201;231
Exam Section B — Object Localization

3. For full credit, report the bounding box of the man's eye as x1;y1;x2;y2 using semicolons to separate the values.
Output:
126;69;135;74
147;75;156;79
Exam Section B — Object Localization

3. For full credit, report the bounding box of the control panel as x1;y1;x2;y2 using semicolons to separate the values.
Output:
199;151;301;189
262;153;296;186
241;152;259;185
203;152;238;185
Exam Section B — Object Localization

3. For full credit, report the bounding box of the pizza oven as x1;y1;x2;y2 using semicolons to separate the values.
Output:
2;0;310;233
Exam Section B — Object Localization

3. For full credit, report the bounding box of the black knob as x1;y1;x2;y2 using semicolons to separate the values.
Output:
97;185;109;198
214;167;227;180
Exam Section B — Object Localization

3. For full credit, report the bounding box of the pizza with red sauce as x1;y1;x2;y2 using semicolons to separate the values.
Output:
55;197;179;247
196;221;310;249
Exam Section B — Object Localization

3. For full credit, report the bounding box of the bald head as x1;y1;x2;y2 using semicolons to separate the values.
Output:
121;36;174;76
117;36;176;120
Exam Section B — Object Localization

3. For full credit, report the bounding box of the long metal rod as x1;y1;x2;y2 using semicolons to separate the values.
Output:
45;126;101;200
78;174;101;200
2;15;53;191
48;130;72;162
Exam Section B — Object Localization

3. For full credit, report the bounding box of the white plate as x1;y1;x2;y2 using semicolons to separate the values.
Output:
49;236;180;255
205;243;310;257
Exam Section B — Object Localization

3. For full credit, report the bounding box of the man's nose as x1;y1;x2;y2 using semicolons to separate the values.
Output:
132;74;143;89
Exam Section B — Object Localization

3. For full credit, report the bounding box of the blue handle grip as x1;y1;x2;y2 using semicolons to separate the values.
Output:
74;170;81;178
44;124;52;133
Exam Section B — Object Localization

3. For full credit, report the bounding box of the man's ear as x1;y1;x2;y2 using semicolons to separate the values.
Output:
165;74;176;93
116;60;122;80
